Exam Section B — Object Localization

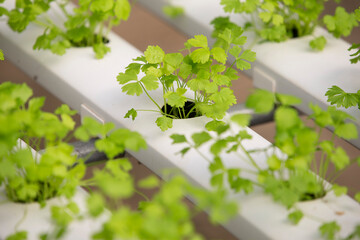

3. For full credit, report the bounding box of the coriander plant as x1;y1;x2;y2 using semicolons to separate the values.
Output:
117;28;256;131
171;89;360;239
0;0;131;58
87;171;237;240
0;81;144;239
212;1;359;51
1;80;237;240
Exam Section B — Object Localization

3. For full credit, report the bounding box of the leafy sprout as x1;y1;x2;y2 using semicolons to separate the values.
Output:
212;0;359;51
1;81;237;239
171;89;360;239
0;0;131;58
117;28;256;131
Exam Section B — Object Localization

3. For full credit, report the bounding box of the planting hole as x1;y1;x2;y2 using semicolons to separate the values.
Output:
161;101;202;119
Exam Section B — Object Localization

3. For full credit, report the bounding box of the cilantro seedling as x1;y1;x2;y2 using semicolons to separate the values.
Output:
1;82;237;240
212;0;359;51
1;0;131;58
118;28;256;131
172;89;360;239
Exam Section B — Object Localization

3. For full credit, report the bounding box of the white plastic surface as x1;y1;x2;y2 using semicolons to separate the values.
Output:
1;2;359;239
0;187;106;240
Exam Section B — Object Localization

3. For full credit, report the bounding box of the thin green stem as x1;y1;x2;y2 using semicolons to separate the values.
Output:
14;206;28;231
139;83;162;111
134;189;150;201
238;142;262;171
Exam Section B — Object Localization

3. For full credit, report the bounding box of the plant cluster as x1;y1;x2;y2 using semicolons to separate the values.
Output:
0;0;131;58
117;28;256;131
171;89;360;240
212;0;359;50
0;81;236;240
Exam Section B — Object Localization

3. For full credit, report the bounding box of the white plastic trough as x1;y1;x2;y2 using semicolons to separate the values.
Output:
0;2;359;239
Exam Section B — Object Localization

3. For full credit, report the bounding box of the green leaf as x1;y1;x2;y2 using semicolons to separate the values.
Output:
144;46;165;64
164;88;187;108
93;43;111;59
95;171;133;199
246;89;275;113
50;40;71;56
90;0;114;12
275;106;300;130
121;82;143;96
213;74;231;86
190;48;210;64
310;36;327;51
209;88;236;107
211;47;227;64
187;35;208;48
355;192;360;202
267;155;282;170
239;49;256;62
332;184;347;196
140;75;159;91
309;103;333;127
114;0;131;20
191;132;212;148
323;7;358;38
319;221;341;240
272;14;283;26
235;59;252;70
276;93;302;106
205;120;226;132
51;205;74;226
163;5;184;18
164;53;183;68
229;46;242;58
187;78;209;92
0;159;17;178
138;175;160;189
178;147;191;156
325;85;359;109
170;134;187;144
210;140;227;156
117;71;138;84
349;43;360;64
5;231;27;240
260;10;273;22
156;116;173;131
66;26;91;43
230;113;251;127
334;123;358;139
87;193;105;217
288;210;303;225
0;49;4;60
178;63;192;79
124;108;137;120
330;147;350;170
55;104;77;115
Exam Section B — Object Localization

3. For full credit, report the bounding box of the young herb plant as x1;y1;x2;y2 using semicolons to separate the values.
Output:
87;171;237;240
0;81;146;239
1;80;237;240
0;0;131;58
171;89;360;239
212;1;359;51
117;28;256;131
